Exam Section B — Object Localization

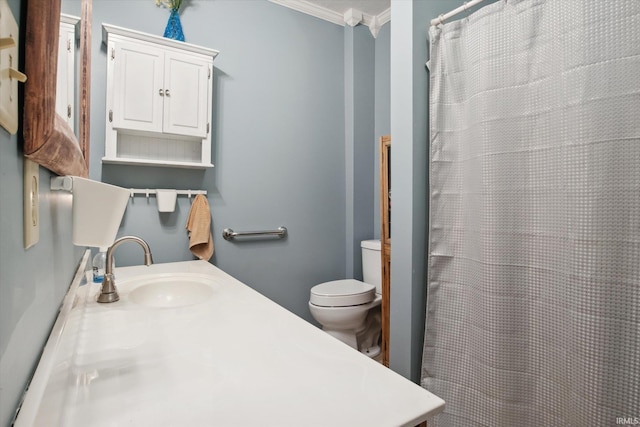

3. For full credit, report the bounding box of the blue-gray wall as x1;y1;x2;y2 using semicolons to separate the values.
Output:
91;1;344;324
373;23;391;240
0;1;425;423
390;0;427;382
344;24;375;280
0;2;86;426
70;0;391;326
388;0;493;382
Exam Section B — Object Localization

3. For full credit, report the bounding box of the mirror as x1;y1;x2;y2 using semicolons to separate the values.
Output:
23;0;89;177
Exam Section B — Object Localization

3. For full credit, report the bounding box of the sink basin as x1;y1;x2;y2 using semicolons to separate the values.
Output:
128;277;214;308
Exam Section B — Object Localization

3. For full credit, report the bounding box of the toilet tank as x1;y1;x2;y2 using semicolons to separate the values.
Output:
361;239;382;294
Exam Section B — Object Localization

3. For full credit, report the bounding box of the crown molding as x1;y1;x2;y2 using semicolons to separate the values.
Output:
376;8;391;27
344;8;363;27
269;0;344;26
363;7;390;37
269;0;391;38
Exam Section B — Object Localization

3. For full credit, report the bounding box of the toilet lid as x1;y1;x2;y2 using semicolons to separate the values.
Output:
310;279;375;307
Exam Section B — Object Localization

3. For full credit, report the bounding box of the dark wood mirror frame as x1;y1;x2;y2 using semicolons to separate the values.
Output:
23;0;90;177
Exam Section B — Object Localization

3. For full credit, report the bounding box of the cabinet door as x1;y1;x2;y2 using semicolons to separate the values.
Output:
56;23;75;128
163;51;210;138
112;40;164;133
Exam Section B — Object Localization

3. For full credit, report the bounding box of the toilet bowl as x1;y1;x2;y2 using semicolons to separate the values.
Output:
309;240;382;357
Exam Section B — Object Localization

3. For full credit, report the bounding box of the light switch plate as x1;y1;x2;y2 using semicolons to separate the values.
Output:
24;159;39;249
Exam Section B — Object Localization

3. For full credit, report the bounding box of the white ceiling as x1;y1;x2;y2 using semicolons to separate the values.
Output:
269;0;391;37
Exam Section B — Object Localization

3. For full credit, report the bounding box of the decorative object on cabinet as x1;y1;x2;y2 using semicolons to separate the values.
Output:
163;9;185;41
0;0;27;135
102;24;219;168
379;135;391;367
23;0;89;177
155;0;187;41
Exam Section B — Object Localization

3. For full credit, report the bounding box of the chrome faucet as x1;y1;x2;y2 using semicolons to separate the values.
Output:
96;236;154;303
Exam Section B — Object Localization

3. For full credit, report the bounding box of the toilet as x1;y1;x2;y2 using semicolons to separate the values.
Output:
309;239;382;358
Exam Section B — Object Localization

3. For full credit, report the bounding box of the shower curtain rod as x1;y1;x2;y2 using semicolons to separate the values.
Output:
430;0;488;27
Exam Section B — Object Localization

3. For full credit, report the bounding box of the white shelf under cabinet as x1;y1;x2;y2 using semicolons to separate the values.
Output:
102;157;213;169
102;24;219;169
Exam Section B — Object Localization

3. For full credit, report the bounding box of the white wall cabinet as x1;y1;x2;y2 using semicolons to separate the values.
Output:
56;14;79;130
102;24;219;168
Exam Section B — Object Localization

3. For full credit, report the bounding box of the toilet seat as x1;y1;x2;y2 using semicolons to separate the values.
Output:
310;279;375;307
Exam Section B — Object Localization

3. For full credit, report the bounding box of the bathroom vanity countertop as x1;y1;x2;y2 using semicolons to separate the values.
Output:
15;260;444;427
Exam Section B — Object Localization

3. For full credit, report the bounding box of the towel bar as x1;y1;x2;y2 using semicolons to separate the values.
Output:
223;226;287;241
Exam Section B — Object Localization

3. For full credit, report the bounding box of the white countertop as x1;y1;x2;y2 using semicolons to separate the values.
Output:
15;259;444;426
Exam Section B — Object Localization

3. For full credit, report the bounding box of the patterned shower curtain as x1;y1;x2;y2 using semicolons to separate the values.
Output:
422;1;640;425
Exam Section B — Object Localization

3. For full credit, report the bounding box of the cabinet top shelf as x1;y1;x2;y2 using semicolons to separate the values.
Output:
102;23;219;59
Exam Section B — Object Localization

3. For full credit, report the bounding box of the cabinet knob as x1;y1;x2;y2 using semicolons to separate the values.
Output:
159;89;164;96
165;89;170;97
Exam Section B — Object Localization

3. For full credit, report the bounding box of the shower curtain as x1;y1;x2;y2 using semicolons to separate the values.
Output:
422;1;640;426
